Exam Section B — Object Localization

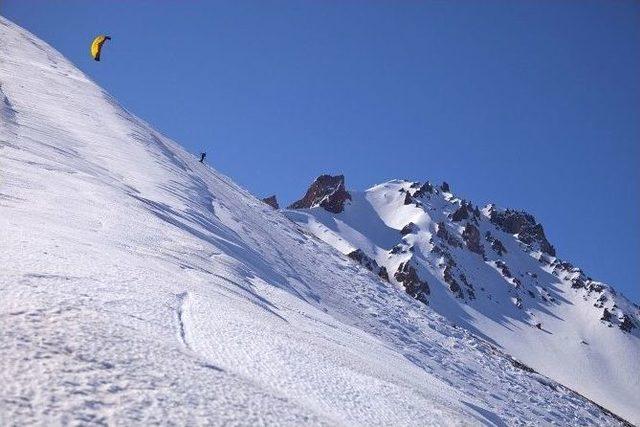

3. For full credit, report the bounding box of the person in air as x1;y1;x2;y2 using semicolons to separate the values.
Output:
90;35;111;61
199;152;206;163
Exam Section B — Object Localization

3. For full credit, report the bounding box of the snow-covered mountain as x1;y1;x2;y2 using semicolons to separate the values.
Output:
0;16;636;425
286;175;640;424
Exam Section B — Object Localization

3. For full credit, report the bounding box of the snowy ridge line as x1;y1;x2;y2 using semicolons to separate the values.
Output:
287;176;640;424
0;14;635;425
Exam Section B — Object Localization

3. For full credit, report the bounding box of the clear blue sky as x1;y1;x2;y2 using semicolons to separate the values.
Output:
3;1;638;302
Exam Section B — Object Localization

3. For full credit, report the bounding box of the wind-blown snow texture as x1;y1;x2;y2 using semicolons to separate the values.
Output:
287;177;640;425
0;16;635;426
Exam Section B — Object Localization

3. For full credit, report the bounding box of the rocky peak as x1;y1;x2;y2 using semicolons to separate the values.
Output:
261;195;279;210
288;174;352;214
451;202;471;222
287;177;638;337
413;181;435;198
488;206;556;256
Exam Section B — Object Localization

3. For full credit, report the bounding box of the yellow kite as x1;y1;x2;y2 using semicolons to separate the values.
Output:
90;35;111;61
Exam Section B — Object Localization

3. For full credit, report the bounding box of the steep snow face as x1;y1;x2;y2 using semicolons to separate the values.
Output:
0;16;632;426
287;177;640;424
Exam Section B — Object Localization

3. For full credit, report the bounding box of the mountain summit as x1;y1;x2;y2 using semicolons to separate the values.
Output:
287;175;640;423
0;16;637;425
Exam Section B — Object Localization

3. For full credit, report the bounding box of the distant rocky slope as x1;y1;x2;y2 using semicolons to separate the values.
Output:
286;174;640;422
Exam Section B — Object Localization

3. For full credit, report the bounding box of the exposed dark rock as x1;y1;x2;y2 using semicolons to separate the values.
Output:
619;314;636;332
436;222;462;248
430;243;445;256
588;282;605;293
510;358;536;373
571;277;586;289
495;260;513;278
288;174;351;214
403;192;414;205
538;254;551;265
378;266;389;282
491;239;507;256
400;222;418;236
594;294;608;308
261;195;279;209
390;245;405;255
601;308;612;322
485;232;507;256
489;207;555;256
557;261;574;271
347;249;389;282
459;273;475;299
413;181;434;198
444;265;463;298
438;248;457;269
409;181;421;189
347;249;378;270
451;204;470;222
441;181;451;192
462;223;484;255
394;261;430;304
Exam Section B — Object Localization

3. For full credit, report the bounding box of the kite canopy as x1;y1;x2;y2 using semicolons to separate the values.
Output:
90;35;111;61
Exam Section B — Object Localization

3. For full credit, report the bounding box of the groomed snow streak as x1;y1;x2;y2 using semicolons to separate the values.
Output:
0;16;632;425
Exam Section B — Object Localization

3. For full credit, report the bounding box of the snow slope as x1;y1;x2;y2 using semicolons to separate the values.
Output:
0;16;633;425
287;178;640;425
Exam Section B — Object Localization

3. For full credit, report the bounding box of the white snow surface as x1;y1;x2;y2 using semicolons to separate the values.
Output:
287;182;640;425
0;16;634;426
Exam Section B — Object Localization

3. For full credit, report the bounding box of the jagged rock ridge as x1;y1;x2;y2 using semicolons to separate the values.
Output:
288;174;351;213
286;175;640;423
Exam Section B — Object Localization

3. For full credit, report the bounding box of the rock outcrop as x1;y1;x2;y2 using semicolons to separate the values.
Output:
462;223;484;256
394;261;430;304
400;222;418;235
288;174;351;214
488;206;555;256
261;195;279;209
413;181;434;198
451;203;470;222
347;249;388;281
